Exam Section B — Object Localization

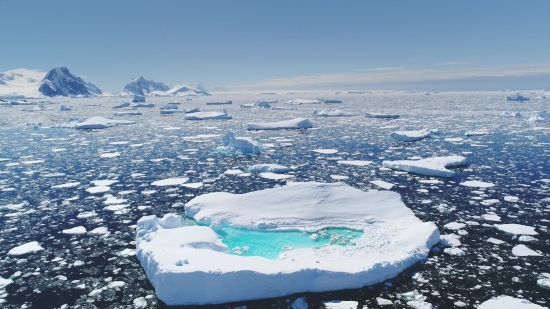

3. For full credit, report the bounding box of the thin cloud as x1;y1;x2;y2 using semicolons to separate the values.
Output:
436;62;470;65
243;64;550;89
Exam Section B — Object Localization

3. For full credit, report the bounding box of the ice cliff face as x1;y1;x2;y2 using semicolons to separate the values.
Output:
38;67;102;97
123;76;169;96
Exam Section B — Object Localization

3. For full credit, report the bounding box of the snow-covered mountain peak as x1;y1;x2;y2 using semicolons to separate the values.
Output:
123;76;169;96
38;67;102;97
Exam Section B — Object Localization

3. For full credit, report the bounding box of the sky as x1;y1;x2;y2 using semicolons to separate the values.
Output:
1;0;549;92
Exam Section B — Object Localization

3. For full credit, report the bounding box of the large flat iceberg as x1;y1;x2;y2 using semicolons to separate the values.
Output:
247;118;313;130
382;156;467;177
390;129;436;142
184;109;232;120
136;182;439;305
313;110;356;117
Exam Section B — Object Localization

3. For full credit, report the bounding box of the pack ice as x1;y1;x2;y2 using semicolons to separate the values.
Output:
135;182;439;305
382;156;467;177
57;117;135;129
247;118;313;130
219;132;261;154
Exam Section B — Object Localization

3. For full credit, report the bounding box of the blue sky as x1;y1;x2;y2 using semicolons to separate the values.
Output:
1;0;549;92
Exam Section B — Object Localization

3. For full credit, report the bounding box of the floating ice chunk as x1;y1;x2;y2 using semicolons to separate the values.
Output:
487;238;505;245
86;186;110;194
440;234;461;247
0;277;13;289
313;110;355;117
337;160;372;166
444;247;465;256
494;224;538;235
112;102;131;109
62;226;87;234
151;177;189;186
519;236;537;242
444;222;465;230
248;164;290;173
8;241;44;256
284;98;321;105
330;175;349;180
220;132;261;154
184;110;231;120
537;278;550;290
382;156;466;177
77;211;97;218
501;111;521;117
114;111;142;116
88;227;109;235
465;131;489;136
482;214;501;221
183;182;204;189
407;300;434;309
60;105;73;111
370;180;394;190
528;111;550;122
137;182;439;305
505;93;530;101
206;100;232;105
445;137;463;142
100;152;120;158
52;182;80;189
323;99;342;104
312;149;338;154
376;297;393;305
459;180;495;188
69;117;135;129
291;297;308;309
504;196;519;202
512;245;542;257
323;301;358;309
389;129;436;142
366;113;399;119
91;180;118;186
259;173;294;180
224;169;243;175
247;118;313;130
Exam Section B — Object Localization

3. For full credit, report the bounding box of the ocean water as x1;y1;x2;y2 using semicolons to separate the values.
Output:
0;92;549;308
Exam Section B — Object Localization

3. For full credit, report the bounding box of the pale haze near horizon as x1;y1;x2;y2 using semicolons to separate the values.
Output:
0;0;549;92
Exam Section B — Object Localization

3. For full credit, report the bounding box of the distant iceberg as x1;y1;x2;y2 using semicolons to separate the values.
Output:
505;93;530;101
247;118;313;130
160;105;185;115
366;112;400;119
132;95;146;103
501;111;521;117
528;111;550;122
206;100;232;105
323;99;342;104
56;116;136;129
390;129;437;142
283;98;322;105
112;102;131;109
184;109;231;120
218;132;261;154
313;110;355;117
382;156;467;177
60;105;73;111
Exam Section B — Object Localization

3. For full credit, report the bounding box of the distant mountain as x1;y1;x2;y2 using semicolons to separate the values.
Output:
38;67;102;97
187;82;228;92
166;84;211;96
123;76;169;96
0;68;47;98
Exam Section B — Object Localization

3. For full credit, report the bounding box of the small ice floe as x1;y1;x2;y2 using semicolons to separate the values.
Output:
112;102;131;109
445;137;463;142
8;241;44;256
519;236;537;242
88;227;109;235
248;164;289;173
459;180;495;188
495;224;538;235
528;111;550;122
86;186;110;194
330;175;349;180
504;196;519;202
487;238;505;245
283;98;321;105
537;278;550;290
312;149;338;154
62;226;87;235
337;160;372;166
479;296;545;309
60;105;73;111
365;112;399;119
114;111;142;116
52;182;80;189
481;214;501;221
370;180;394;190
376;297;393;305
444;247;465;256
465;131;489;136
100;152;120;158
505;93;530;101
313;110;355;117
247;118;313;130
224;169;243;175
440;234;462;247
382;156;466;177
501;111;521;117
206;100;232;105
512;244;542;257
184;110;232;120
390;129;437;142
444;222;466;230
60;117;135;129
151;177;189;186
218;132;261;154
323;300;359;309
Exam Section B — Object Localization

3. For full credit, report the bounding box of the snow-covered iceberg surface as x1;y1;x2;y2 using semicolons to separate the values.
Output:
247;118;313;130
505;93;530;101
479;295;547;309
184;109;231;120
313;110;356;117
136;182;439;305
366;112;400;119
58;117;136;129
389;129;437;142
382;156;467;177
218;132;261;154
528;111;550;122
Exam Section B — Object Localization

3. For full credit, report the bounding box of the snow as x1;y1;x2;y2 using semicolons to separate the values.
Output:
390;129;435;142
8;241;44;256
313;110;356;117
528;111;550;122
494;224;538;235
247;118;313;130
365;113;399;119
248;164;290;173
479;296;547;309
220;132;261;154
136;182;439;305
184;110;231;120
512;245;542;257
459;180;495;188
382;156;467;177
0;68;46;98
151;177;189;186
62;226;87;235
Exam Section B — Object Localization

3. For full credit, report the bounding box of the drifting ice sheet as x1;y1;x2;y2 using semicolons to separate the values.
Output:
382;156;467;177
136;182;439;305
247;118;313;130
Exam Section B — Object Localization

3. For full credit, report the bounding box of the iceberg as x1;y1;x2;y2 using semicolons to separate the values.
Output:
271;106;298;110
136;182;439;305
479;296;546;309
114;111;142;116
59;116;136;129
247;118;313;130
219;132;261;154
254;101;272;108
313;110;356;117
382;156;467;177
389;129;437;142
130;102;154;108
323;99;343;104
60;105;73;111
112;102;131;109
528;111;550;122
206;100;232;105
184;109;232;120
501;111;521;117
505;93;530;101
132;95;146;102
366;112;400;119
284;98;322;105
248;163;289;173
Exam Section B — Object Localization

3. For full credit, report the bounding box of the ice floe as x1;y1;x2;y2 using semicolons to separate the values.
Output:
184;110;231;120
365;112;399;119
313;110;355;117
136;182;439;305
247;118;313;130
248;164;290;173
58;116;136;129
8;241;44;256
382;156;467;177
219;132;261;154
479;296;546;309
494;224;538;235
151;177;189;186
512;244;542;257
459;180;495;188
390;129;437;142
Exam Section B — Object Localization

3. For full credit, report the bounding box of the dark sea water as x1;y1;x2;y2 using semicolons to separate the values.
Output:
0;92;549;308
